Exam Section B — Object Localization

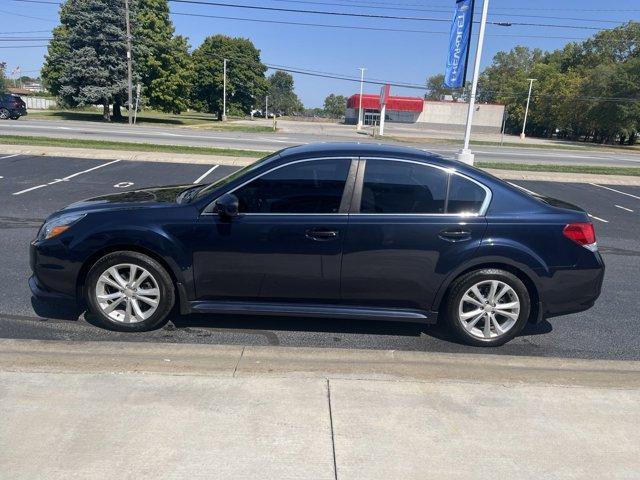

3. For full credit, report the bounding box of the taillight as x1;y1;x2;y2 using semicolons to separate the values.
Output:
563;222;597;251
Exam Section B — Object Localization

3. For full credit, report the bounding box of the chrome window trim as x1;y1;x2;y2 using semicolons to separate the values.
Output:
355;156;493;217
202;157;356;216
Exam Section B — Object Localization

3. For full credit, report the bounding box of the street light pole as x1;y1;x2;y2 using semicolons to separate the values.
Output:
520;78;536;140
265;95;269;119
124;0;133;126
457;0;490;166
356;67;366;131
222;58;228;122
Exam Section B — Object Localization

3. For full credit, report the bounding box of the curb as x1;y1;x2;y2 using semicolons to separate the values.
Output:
1;339;638;389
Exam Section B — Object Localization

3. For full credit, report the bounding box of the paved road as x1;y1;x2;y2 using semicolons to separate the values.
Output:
1;153;639;360
2;118;640;167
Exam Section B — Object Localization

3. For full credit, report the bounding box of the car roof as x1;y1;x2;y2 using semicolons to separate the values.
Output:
276;142;433;161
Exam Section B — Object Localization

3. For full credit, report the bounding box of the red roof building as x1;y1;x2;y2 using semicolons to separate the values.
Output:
347;94;423;112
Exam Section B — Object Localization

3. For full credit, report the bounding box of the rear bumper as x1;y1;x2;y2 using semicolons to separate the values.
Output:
540;256;605;319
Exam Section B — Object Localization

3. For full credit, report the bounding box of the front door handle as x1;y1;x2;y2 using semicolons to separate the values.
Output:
438;228;472;242
306;228;339;241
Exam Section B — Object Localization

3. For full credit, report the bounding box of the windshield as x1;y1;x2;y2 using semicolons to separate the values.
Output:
191;151;282;202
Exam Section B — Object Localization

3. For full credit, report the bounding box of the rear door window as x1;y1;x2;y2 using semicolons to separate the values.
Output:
359;159;447;214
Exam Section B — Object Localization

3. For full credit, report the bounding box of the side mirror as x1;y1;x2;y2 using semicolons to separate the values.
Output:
215;193;239;218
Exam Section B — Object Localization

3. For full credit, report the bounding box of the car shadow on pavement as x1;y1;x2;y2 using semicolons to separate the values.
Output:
29;296;554;345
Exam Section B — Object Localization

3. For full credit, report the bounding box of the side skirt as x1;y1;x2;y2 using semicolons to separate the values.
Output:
186;300;436;324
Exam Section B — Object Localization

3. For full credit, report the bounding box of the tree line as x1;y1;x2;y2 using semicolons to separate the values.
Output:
40;0;308;121
426;22;640;145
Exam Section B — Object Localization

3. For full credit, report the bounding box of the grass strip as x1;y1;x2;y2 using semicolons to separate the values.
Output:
0;135;265;158
477;161;640;177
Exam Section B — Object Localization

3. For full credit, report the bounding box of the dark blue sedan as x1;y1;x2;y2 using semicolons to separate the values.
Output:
29;143;604;346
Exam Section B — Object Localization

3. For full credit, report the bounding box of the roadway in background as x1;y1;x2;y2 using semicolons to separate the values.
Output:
2;118;640;167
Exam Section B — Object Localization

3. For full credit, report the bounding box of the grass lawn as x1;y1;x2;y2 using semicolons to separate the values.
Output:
28;109;274;133
0;135;265;158
477;161;640;177
383;135;640;153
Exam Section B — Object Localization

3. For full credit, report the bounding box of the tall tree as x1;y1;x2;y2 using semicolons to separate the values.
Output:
323;93;347;118
42;0;135;121
191;35;268;119
135;0;193;113
267;70;303;115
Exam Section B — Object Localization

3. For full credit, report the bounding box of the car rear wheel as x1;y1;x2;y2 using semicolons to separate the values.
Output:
85;251;175;331
9;115;20;120
445;269;530;347
0;108;10;120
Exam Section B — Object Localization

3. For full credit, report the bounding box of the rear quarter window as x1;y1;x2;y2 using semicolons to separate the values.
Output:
447;175;487;214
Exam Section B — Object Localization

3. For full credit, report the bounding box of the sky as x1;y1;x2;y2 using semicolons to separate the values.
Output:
1;0;639;107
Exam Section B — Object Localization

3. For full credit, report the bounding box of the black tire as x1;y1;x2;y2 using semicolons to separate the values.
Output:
85;251;175;332
444;268;530;347
9;115;20;120
0;108;10;120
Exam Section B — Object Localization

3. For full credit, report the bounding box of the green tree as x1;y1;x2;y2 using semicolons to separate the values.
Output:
42;0;135;121
0;62;6;93
41;24;70;99
191;35;268;119
425;73;466;101
135;0;193;113
267;70;303;115
323;93;347;118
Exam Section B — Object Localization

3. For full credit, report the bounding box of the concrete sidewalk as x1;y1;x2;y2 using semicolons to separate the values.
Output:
1;340;639;479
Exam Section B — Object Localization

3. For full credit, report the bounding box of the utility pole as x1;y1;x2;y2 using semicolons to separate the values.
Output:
457;0;490;166
265;95;269;119
124;0;133;126
520;78;536;140
356;67;366;131
222;58;228;122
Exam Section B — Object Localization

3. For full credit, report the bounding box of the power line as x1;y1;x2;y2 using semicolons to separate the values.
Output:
166;0;609;30
0;8;55;22
192;0;631;24
170;11;588;40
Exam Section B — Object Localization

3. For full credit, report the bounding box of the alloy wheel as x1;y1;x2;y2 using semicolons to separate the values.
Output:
0;108;10;120
95;263;161;323
457;280;520;340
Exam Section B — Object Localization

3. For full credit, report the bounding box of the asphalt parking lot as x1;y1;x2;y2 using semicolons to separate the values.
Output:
1;153;639;360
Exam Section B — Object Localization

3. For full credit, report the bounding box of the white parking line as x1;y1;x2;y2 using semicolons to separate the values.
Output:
589;183;640;201
12;159;121;196
193;164;219;184
0;154;20;160
615;205;634;212
588;214;609;223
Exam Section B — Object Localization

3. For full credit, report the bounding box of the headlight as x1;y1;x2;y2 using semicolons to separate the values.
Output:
37;213;86;241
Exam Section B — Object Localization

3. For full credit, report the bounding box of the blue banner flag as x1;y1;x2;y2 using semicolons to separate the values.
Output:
444;0;474;89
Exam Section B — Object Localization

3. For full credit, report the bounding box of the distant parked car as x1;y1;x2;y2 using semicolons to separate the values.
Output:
29;143;604;346
0;94;27;120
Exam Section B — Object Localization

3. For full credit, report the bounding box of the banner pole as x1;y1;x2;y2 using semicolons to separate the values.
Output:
457;0;489;166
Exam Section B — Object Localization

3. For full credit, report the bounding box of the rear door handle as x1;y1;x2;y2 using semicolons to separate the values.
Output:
306;228;339;241
438;228;472;242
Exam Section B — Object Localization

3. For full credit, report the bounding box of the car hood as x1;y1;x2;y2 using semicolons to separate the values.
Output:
61;185;195;213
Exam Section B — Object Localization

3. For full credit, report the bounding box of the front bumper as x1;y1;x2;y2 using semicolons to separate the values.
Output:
29;274;75;302
30;240;80;303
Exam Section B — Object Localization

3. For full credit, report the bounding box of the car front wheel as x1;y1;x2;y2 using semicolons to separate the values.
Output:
445;269;531;347
85;251;175;331
0;108;10;120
